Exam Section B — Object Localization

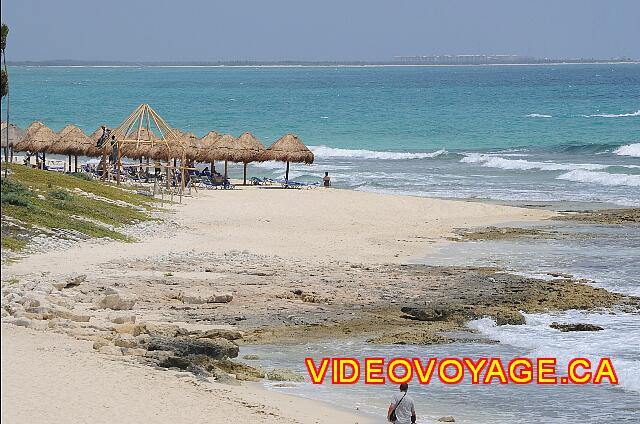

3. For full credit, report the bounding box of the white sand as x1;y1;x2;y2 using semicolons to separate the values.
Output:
4;186;552;278
1;324;369;423
2;187;553;423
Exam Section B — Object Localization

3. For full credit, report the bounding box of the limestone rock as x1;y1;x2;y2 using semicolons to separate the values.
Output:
400;305;454;321
114;334;138;349
4;317;31;328
195;328;243;341
180;291;233;305
215;359;265;380
111;315;136;325
53;308;91;323
98;293;136;310
144;322;185;338
266;368;305;382
148;336;239;359
550;322;604;332
122;348;147;357
93;338;111;350
437;417;456;422
495;310;526;326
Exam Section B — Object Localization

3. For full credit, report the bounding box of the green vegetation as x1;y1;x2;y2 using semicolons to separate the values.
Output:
1;164;159;252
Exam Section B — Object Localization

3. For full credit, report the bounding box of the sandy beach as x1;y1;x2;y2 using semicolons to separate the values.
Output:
2;185;636;423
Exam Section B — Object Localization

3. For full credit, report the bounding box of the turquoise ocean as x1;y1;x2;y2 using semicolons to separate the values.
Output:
3;64;639;423
4;64;639;205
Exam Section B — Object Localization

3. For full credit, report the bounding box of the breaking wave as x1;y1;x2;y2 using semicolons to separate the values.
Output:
461;153;608;171
526;113;552;118
310;145;448;160
613;143;640;157
581;110;640;118
557;170;640;187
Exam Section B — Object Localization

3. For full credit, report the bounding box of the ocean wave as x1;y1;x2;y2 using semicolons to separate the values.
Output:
468;311;640;393
461;153;608;171
613;143;640;157
310;145;448;160
526;113;552;118
581;110;640;118
557;170;640;187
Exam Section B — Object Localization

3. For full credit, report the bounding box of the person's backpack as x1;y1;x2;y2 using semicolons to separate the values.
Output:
389;392;407;422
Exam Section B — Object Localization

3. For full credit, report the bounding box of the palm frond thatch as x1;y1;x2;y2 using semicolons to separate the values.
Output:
263;133;314;164
235;131;266;163
14;121;57;153
1;122;25;147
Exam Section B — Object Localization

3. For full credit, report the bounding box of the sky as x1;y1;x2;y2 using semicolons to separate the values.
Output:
1;0;639;62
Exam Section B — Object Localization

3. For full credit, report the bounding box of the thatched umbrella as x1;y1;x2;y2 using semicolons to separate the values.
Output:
1;122;25;164
198;131;221;172
1;122;25;148
211;134;237;180
56;125;92;172
14;122;58;168
236;132;266;185
263;133;314;184
179;131;200;162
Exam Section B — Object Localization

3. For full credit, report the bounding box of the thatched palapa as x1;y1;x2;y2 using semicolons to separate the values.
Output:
14;121;57;154
236;132;267;185
1;122;25;148
263;133;314;184
263;133;314;164
55;125;91;156
196;131;221;163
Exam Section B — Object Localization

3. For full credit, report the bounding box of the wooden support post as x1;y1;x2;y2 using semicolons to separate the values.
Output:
243;162;247;185
116;144;122;185
285;161;290;185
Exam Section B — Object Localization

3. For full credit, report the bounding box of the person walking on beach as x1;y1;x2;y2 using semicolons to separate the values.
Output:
323;171;331;187
387;383;416;423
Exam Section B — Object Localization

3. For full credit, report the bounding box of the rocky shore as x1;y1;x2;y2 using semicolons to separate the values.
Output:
3;249;637;384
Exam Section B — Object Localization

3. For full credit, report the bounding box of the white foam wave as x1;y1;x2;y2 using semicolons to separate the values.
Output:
526;113;552;118
613;143;640;157
310;145;448;160
557;170;640;187
468;311;640;393
461;153;608;171
582;110;640;118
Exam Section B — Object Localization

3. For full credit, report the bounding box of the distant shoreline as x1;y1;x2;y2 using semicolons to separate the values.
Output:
6;61;639;68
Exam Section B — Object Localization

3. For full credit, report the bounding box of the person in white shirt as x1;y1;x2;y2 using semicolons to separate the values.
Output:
387;383;416;423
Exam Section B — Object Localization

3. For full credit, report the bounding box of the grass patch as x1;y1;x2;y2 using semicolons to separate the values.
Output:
1;164;160;250
1;235;28;251
4;163;155;208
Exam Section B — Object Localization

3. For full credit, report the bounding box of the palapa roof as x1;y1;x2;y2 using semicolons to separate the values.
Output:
194;131;221;162
53;125;92;156
178;131;201;161
263;133;314;164
1;122;25;147
14;121;58;153
210;134;238;162
235;132;266;163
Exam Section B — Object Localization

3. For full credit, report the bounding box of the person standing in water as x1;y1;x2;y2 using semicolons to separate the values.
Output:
323;171;331;187
387;383;416;423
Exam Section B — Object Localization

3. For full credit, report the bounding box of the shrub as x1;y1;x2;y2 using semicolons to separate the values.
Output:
48;189;72;201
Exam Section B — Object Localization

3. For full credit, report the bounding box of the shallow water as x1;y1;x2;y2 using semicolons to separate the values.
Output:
246;221;639;423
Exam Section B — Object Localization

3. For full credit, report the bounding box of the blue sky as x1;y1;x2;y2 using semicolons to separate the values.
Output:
1;0;639;61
